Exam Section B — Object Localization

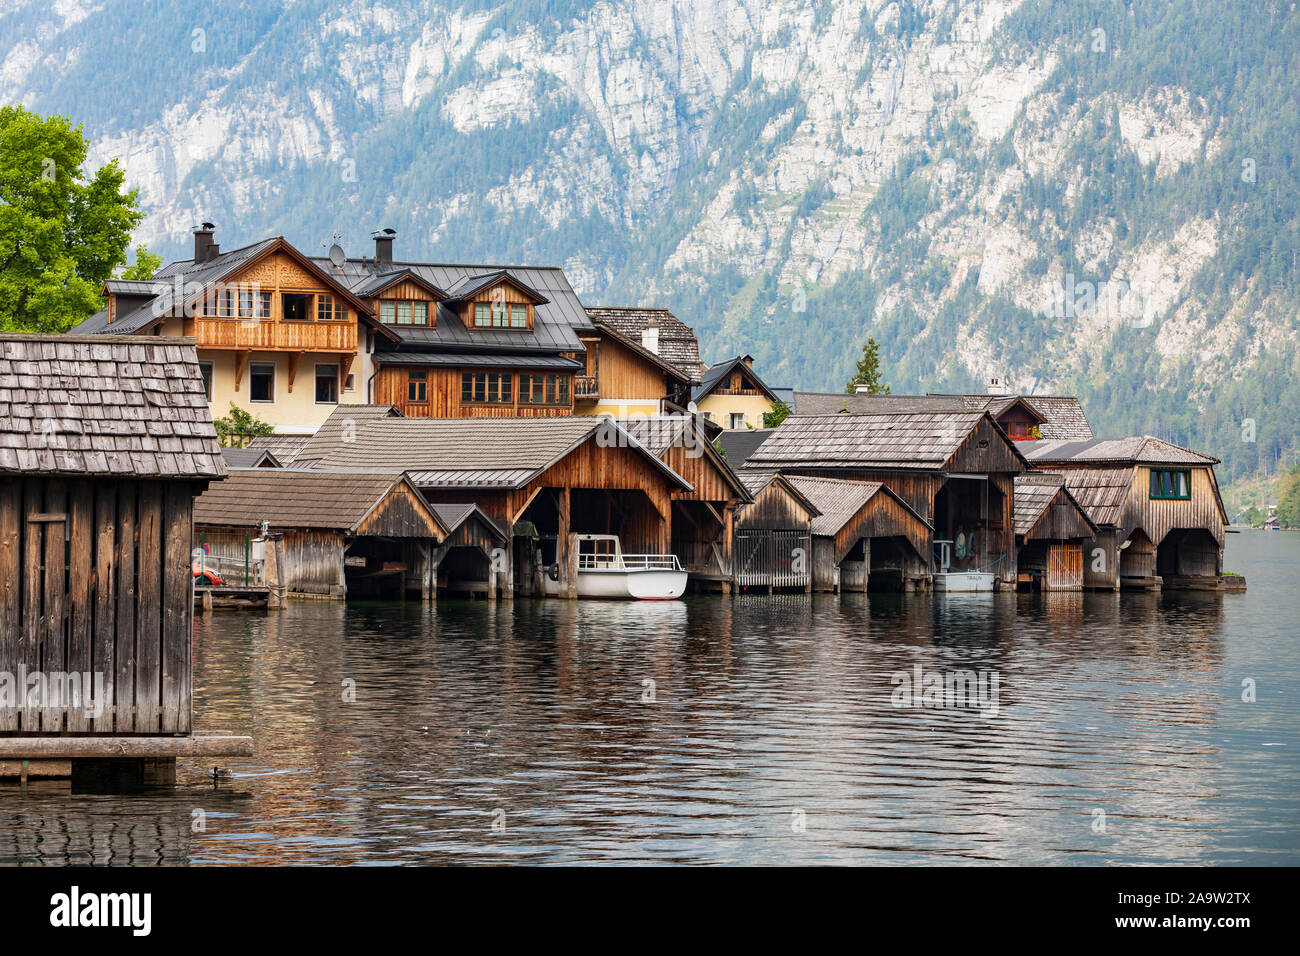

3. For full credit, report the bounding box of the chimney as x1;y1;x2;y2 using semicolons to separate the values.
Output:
641;313;660;354
193;221;215;262
987;376;1009;396
373;228;395;268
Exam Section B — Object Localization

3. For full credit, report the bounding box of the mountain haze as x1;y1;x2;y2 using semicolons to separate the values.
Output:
3;0;1297;489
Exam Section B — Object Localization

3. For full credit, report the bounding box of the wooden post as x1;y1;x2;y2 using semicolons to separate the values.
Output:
92;484;116;732
135;483;162;735
502;534;514;601
41;481;68;732
114;484;137;734
567;532;579;600
65;480;94;734
160;483;191;733
0;480;20;732
557;488;573;599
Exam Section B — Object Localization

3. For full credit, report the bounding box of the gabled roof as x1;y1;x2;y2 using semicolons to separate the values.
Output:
594;323;693;384
783;475;931;537
194;469;444;536
1023;435;1219;467
716;428;776;469
73;236;399;342
747;411;1027;472
317;258;588;353
349;267;448;300
315;416;692;492
246;433;313;465
1012;473;1098;537
795;391;1095;441
929;393;1094;440
441;270;549;305
613;415;750;500
693;356;779;403
586;307;704;378
736;469;822;515
1055;468;1135;527
427;502;507;543
0;333;225;478
221;447;281;468
793;392;966;416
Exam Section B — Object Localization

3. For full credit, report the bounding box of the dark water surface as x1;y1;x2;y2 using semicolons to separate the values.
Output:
3;532;1297;865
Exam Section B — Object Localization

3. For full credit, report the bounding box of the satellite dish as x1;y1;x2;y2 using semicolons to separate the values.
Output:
328;243;346;268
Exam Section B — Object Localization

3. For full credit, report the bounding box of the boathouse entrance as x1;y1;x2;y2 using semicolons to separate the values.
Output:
1156;528;1223;581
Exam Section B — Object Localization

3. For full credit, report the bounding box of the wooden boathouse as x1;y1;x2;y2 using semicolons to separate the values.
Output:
313;415;692;598
0;333;250;781
733;472;817;591
615;416;751;591
1012;474;1097;591
193;469;448;600
1023;436;1231;590
745;410;1028;587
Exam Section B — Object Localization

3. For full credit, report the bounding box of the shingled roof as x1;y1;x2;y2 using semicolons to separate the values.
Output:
716;428;776;468
586;307;704;378
794;391;1095;441
0;334;226;478
1053;468;1135;527
1023;435;1218;466
294;404;402;467
936;394;1094;440
746;411;1012;471
194;469;441;534
315;416;692;491
783;476;893;537
1012;473;1096;537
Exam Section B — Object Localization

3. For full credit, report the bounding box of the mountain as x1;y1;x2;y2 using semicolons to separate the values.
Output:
3;0;1297;491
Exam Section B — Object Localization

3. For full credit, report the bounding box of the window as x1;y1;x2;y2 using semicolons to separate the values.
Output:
238;289;255;318
343;373;356;392
317;294;345;323
219;289;235;317
461;372;513;404
1149;468;1191;500
199;361;213;400
379;299;429;326
729;412;746;429
282;292;311;321
249;362;275;403
407;370;427;404
510;304;527;328
472;301;528;329
519;373;569;406
315;364;339;404
257;291;272;318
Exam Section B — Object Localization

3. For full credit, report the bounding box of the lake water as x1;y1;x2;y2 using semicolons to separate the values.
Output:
2;531;1297;865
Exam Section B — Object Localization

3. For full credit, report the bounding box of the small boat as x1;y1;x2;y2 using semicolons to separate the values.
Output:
932;571;995;592
545;534;688;600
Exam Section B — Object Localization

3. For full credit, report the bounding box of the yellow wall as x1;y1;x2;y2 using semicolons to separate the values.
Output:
695;393;774;429
588;398;662;418
199;348;376;432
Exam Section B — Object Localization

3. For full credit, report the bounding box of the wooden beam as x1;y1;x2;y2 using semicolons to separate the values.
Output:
233;350;250;392
287;352;302;394
0;734;254;759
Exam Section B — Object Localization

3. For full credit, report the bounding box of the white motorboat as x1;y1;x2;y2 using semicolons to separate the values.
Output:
932;571;996;592
545;534;688;600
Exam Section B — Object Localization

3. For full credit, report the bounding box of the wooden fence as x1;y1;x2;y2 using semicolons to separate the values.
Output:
734;530;811;590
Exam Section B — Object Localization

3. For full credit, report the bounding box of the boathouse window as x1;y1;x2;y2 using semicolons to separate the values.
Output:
249;362;275;403
1149;468;1191;500
519;373;569;406
199;361;213;400
407;370;427;404
315;364;339;404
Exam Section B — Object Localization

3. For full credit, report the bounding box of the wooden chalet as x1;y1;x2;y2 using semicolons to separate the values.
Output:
583;307;703;415
313;415;692;598
73;228;399;433
745;411;1029;587
781;475;932;592
193;469;447;600
1023;436;1232;590
733;472;817;591
693;355;781;430
614;416;752;591
0;333;249;781
1012;474;1098;591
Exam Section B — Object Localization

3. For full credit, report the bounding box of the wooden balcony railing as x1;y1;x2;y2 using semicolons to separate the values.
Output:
189;316;356;353
574;375;599;400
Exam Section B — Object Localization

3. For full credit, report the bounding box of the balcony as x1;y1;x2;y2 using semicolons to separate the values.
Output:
189;316;356;353
574;374;599;401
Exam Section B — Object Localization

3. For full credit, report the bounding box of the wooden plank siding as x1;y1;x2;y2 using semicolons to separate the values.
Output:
374;366;574;418
586;330;671;403
0;477;200;735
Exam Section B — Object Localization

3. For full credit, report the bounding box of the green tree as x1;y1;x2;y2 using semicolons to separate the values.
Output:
119;244;162;280
0;106;144;332
763;398;793;428
1276;468;1300;528
213;403;275;449
844;337;891;394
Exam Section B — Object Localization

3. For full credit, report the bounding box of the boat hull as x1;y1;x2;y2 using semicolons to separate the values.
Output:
933;571;995;592
546;568;688;600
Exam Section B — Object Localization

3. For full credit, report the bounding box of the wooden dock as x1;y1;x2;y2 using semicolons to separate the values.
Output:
195;584;271;609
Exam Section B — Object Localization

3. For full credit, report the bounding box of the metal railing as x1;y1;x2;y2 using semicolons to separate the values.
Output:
578;552;683;571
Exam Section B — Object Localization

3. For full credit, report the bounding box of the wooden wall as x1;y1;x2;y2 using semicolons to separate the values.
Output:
0;477;196;735
1120;465;1226;549
356;483;443;539
374;366;573;418
593;329;670;401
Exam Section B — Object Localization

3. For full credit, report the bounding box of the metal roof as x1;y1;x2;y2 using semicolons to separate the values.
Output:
716;428;776;468
374;352;582;370
0;334;226;478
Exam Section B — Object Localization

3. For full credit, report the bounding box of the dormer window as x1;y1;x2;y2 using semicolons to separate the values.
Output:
379;300;429;326
472;302;528;329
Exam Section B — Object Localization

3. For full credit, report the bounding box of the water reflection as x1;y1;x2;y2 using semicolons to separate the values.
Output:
1;533;1296;865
